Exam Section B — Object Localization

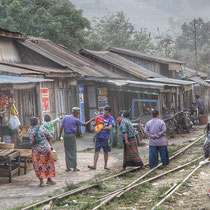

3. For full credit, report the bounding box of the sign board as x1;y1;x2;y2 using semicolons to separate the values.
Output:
79;86;85;134
98;88;108;111
41;88;50;112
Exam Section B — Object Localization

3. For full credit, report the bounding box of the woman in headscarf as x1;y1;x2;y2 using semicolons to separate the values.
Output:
28;117;56;187
119;110;144;171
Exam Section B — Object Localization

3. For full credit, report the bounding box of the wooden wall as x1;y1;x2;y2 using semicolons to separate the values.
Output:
112;52;161;75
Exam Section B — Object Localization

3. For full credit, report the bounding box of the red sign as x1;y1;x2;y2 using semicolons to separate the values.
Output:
41;88;49;112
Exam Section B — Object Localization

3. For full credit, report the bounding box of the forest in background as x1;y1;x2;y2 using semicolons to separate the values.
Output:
0;0;210;73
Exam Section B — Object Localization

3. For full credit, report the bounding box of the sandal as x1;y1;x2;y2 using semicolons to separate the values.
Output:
73;168;80;172
104;167;110;170
88;165;96;170
46;181;56;185
66;168;71;172
39;183;44;187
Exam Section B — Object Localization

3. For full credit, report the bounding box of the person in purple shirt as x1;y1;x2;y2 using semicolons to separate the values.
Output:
144;109;169;169
88;106;114;170
196;95;205;115
59;107;94;172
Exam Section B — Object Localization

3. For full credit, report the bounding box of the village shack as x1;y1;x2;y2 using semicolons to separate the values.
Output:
0;28;122;140
108;47;186;79
0;75;53;147
184;68;210;113
79;49;194;118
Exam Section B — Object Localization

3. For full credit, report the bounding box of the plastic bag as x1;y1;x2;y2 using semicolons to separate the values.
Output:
8;115;21;130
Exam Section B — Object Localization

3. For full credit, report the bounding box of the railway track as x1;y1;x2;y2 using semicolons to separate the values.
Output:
21;134;207;210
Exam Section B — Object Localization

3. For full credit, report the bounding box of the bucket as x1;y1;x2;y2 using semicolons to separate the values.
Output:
198;114;208;125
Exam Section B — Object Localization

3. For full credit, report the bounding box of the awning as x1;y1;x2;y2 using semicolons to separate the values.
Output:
0;75;53;84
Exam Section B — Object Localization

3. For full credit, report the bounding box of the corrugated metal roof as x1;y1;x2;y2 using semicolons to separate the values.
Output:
108;79;180;89
109;47;185;64
185;68;208;79
82;78;179;90
0;62;75;74
147;78;194;86
190;76;210;87
0;75;53;84
80;49;164;80
0;63;43;75
0;28;25;40
18;38;120;79
0;39;21;63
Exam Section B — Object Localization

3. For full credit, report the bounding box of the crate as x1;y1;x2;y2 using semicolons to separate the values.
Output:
0;143;15;149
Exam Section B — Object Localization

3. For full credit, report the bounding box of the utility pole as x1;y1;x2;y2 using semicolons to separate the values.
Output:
194;19;198;75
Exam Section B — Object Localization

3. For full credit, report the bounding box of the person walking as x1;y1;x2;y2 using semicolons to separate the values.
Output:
28;117;56;187
119;110;144;171
144;110;169;169
59;107;93;172
88;106;114;170
196;95;205;115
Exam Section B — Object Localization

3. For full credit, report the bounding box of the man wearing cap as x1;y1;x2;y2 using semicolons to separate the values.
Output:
59;107;94;172
88;106;114;170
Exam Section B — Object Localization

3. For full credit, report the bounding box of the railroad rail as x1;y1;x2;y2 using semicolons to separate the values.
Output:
21;134;206;210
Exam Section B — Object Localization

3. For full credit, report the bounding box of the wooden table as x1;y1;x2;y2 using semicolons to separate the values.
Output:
0;149;20;183
16;149;32;175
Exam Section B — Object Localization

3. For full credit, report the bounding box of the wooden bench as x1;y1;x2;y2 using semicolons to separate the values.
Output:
16;149;32;175
0;149;20;183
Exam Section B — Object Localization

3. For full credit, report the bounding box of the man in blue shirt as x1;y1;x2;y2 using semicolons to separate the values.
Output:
88;106;114;170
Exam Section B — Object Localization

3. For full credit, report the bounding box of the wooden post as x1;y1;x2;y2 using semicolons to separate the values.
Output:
8;159;12;183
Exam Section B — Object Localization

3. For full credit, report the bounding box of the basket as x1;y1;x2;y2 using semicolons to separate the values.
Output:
198;114;208;125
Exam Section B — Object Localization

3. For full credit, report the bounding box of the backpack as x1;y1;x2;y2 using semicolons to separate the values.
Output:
31;126;41;146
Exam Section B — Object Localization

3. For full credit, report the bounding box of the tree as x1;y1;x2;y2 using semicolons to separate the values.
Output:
0;0;90;51
175;18;210;72
86;12;156;53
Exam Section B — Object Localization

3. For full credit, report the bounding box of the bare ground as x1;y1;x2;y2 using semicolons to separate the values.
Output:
0;124;208;210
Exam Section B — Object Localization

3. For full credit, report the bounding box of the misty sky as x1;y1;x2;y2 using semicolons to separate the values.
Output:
70;0;210;35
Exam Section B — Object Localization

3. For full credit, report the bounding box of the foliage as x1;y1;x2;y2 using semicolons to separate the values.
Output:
86;12;156;54
0;0;90;51
175;18;210;72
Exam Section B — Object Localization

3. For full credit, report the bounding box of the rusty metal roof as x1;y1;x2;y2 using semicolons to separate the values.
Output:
18;38;120;79
0;63;42;76
109;47;185;65
80;49;164;80
0;38;21;63
0;28;25;40
185;68;208;79
0;62;78;78
189;76;210;87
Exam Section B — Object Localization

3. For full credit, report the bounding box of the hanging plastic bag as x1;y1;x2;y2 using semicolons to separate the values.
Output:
9;104;19;116
8;115;21;130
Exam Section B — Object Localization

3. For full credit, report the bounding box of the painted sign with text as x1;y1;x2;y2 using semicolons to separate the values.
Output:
41;88;50;112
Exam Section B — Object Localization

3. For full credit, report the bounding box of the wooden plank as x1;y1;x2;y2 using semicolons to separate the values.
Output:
11;167;19;176
17;149;32;157
8;151;20;159
0;150;14;157
0;149;9;156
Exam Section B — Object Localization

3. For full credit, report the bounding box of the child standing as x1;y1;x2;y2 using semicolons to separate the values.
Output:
44;115;62;136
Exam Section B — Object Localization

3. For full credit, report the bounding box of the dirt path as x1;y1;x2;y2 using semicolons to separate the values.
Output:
0;133;121;210
0;124;208;210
